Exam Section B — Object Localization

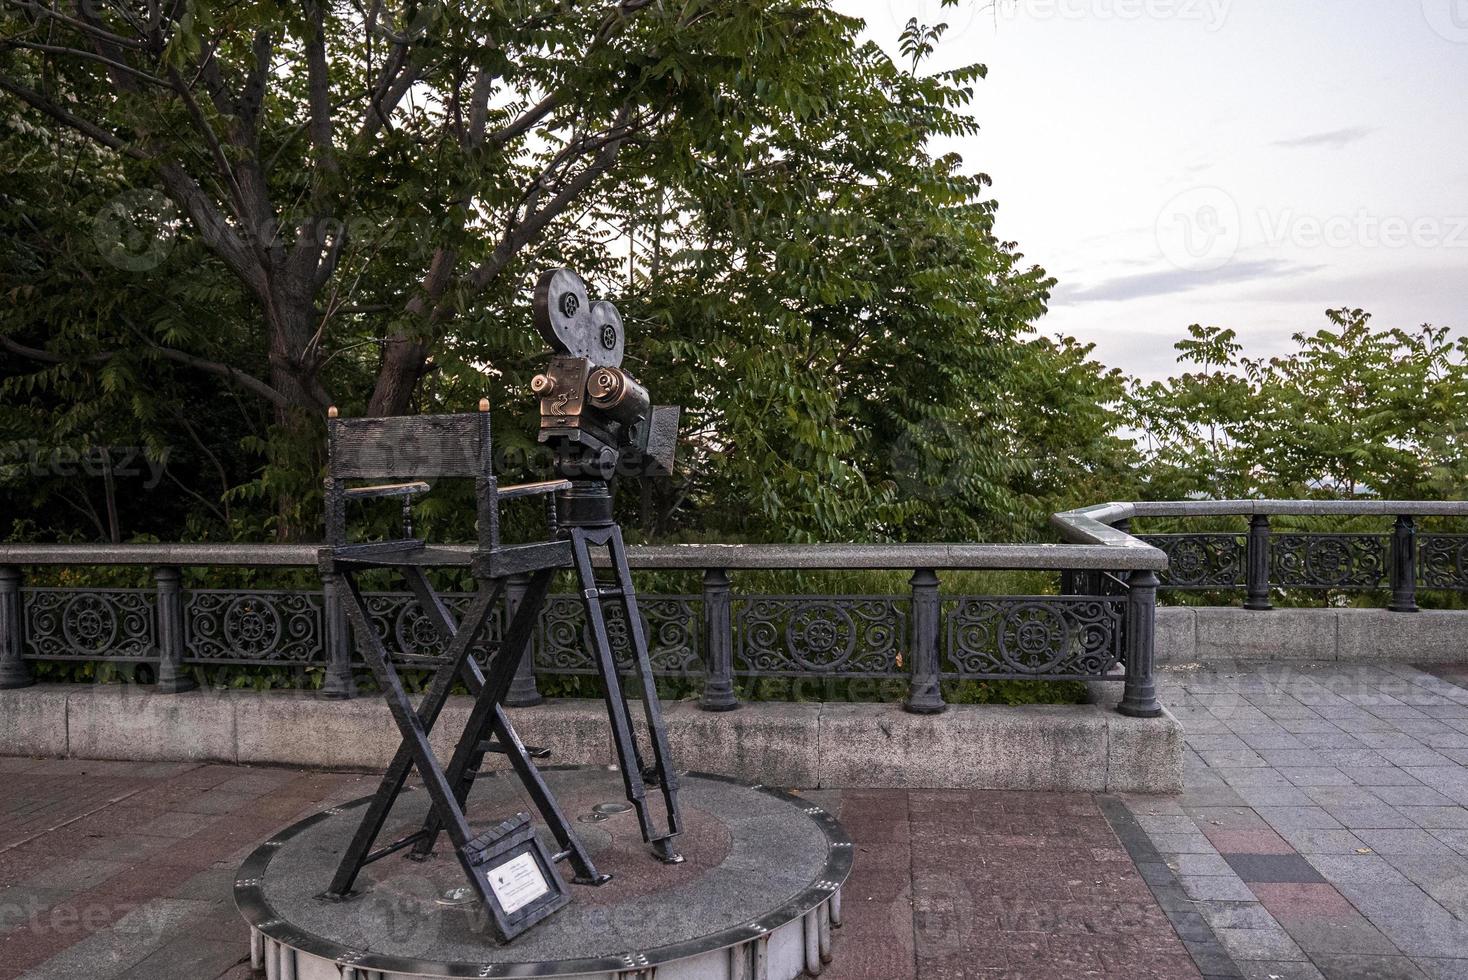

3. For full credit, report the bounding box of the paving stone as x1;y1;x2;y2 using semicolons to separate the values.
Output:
1238;961;1328;979
1372;785;1457;807
1235;786;1319;807
1181;875;1258;902
1324;805;1420;830
1280;768;1356;787
1222;854;1327;885
1255;807;1344;830
1201;829;1294;857
1214;924;1309;962
1352;828;1456;855
1313;954;1430;979
1168;853;1238;876
1415;959;1468;980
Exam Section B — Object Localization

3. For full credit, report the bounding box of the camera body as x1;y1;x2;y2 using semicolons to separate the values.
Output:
530;269;679;521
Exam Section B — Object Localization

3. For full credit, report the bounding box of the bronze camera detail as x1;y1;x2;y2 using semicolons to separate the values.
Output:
531;268;679;488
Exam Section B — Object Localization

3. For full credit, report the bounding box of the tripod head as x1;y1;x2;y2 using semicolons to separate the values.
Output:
530;268;679;526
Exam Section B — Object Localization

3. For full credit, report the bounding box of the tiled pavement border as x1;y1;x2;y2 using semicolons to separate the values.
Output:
1113;661;1468;980
1098;795;1242;979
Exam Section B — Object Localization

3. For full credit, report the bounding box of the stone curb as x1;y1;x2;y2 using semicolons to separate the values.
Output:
1157;607;1468;664
0;686;1182;794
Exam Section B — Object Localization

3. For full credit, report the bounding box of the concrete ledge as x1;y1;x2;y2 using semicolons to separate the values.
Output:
1159;607;1468;664
0;686;1182;794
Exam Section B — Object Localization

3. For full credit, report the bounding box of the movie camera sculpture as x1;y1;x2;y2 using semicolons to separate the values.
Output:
318;268;683;942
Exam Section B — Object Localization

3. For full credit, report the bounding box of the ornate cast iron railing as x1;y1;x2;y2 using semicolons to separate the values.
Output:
1052;500;1468;611
0;539;1167;717
4;503;1463;718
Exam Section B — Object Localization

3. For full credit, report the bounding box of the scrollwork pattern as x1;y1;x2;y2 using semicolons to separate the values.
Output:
735;597;903;675
1419;534;1468;591
944;596;1123;678
24;589;154;660
1271;534;1386;589
1141;534;1243;589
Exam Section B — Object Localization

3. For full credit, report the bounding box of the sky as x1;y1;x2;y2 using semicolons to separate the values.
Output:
836;0;1468;379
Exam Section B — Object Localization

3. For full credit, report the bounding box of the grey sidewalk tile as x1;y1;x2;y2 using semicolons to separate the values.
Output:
1196;900;1281;931
1169;853;1239;876
1382;749;1460;768
1201;750;1272;768
1353;828;1456;855
1280;767;1355;787
1221;853;1327;884
1406;807;1468;830
1305;785;1398;807
1429;830;1468;856
1221;768;1295;788
1255;806;1345;830
1181;874;1258;902
1273;826;1370;855
1214;924;1308;962
1239;961;1327;980
1324;805;1420;830
1151;831;1220;853
1415;958;1468;980
1235;786;1318;807
1309;854;1417;890
1313;954;1429;979
1372;785;1457;807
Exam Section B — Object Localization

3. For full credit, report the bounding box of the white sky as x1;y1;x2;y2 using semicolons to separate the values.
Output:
837;0;1468;378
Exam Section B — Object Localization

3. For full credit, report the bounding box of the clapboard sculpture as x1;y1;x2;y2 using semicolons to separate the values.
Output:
317;268;682;942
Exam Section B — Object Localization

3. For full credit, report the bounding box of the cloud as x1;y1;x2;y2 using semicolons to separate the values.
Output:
1053;259;1320;304
1271;126;1378;150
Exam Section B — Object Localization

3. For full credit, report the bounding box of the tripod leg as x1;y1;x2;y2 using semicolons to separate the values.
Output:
570;529;681;863
608;525;683;860
323;571;501;899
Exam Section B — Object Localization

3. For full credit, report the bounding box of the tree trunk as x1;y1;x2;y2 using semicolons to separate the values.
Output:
368;336;431;417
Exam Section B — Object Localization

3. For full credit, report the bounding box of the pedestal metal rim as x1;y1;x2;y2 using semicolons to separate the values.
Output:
234;766;852;979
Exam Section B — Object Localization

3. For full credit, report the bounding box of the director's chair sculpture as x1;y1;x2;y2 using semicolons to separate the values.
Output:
318;268;683;941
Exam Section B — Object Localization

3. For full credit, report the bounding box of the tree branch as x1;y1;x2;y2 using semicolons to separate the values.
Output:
0;75;148;158
0;336;291;409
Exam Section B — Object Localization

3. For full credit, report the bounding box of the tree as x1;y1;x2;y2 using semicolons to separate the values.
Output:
1129;311;1468;501
4;2;1086;545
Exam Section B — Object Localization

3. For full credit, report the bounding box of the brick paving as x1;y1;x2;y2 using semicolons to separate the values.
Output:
0;756;1197;980
1136;662;1468;980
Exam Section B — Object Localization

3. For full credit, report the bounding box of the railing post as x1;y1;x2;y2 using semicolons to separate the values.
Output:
319;571;355;699
904;568;945;715
504;573;544;707
1244;514;1273;610
700;568;737;711
1390;515;1419;613
1118;569;1162;718
154;567;197;693
0;566;32;690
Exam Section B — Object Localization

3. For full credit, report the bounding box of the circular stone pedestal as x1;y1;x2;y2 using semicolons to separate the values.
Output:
235;767;850;980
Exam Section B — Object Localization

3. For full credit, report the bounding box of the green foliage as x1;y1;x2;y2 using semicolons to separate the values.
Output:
1130;312;1468;501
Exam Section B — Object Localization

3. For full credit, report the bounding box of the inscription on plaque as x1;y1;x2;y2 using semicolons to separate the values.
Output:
488;852;551;915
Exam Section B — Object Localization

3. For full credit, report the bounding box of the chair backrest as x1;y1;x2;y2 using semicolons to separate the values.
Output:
327;413;491;481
